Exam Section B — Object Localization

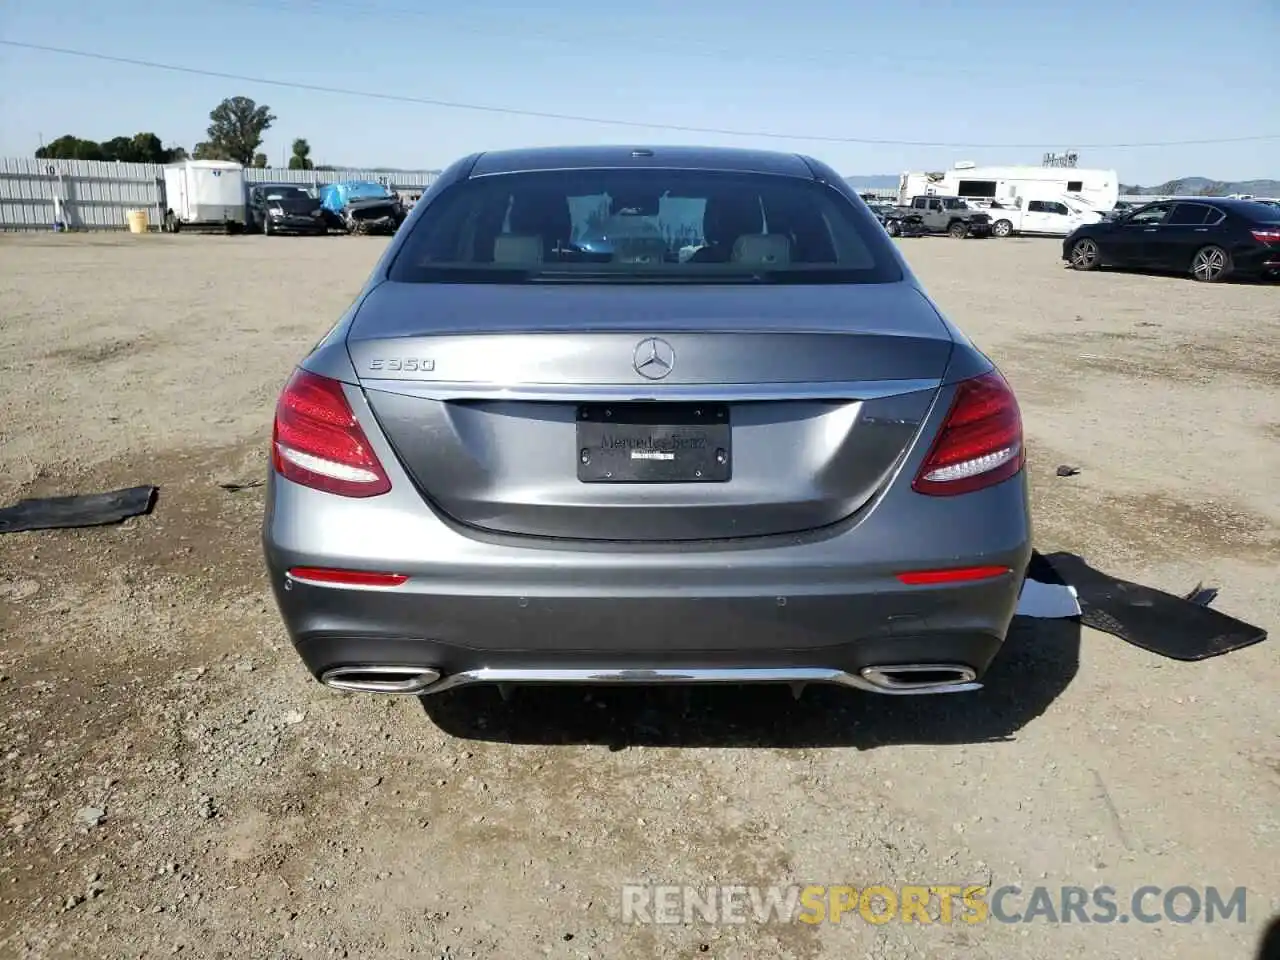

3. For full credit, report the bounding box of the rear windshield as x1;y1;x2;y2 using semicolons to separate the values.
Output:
388;169;902;284
345;182;392;200
265;187;311;200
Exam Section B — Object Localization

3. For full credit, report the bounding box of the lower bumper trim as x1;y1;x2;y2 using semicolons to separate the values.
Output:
318;664;983;697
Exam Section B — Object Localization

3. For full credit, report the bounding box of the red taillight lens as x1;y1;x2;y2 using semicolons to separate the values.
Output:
287;567;407;587
896;565;1012;585
1250;227;1280;245
271;369;392;498
912;370;1024;496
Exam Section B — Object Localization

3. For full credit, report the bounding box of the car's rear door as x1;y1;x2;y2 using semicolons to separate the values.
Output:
1149;202;1220;269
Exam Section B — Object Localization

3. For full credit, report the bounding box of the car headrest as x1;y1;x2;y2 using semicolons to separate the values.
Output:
611;236;668;265
731;234;791;266
493;234;543;265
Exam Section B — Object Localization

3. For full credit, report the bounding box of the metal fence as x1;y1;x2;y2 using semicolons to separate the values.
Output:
0;157;442;231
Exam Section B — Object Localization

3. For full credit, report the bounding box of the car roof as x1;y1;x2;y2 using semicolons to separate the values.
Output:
467;145;817;179
1139;197;1276;216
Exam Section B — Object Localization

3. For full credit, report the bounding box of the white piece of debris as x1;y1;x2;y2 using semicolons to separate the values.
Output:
75;806;106;828
1016;577;1082;619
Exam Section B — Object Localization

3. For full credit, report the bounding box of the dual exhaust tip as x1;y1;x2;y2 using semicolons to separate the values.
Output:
318;664;979;697
320;666;441;695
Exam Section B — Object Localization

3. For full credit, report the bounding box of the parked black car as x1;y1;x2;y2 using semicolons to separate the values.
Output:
249;184;328;236
1063;198;1280;282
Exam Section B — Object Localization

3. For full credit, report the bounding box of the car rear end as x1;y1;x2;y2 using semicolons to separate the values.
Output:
1231;202;1280;277
965;211;993;237
261;149;1033;699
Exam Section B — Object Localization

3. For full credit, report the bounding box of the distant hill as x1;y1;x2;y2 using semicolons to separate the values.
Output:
1119;177;1280;197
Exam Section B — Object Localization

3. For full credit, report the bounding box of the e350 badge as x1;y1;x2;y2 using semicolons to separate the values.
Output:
368;358;435;372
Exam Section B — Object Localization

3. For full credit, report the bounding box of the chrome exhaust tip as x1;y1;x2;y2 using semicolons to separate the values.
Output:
858;664;980;694
319;666;441;695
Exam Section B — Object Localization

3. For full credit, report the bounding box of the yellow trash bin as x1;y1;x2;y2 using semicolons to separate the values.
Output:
126;209;150;234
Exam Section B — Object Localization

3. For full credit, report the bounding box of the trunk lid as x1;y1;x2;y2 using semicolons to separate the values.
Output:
347;281;954;541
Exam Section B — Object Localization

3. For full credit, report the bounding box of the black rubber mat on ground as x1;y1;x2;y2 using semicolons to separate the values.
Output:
1031;551;1267;661
0;485;158;534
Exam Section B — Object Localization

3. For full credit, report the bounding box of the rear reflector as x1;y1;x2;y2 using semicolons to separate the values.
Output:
896;565;1012;585
272;369;392;498
912;370;1024;496
1250;227;1280;245
287;567;408;587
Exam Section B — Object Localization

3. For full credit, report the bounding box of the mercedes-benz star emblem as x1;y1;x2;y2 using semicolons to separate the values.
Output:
633;337;675;380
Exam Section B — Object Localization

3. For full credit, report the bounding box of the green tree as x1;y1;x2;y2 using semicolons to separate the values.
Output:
128;132;171;163
36;135;105;161
200;96;276;166
192;141;226;161
36;132;181;163
252;152;269;168
100;136;136;160
288;137;314;170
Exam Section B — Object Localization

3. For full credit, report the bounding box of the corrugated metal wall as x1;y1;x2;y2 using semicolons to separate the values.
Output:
0;158;441;231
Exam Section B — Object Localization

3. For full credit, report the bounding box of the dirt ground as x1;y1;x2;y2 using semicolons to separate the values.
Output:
1;231;1277;960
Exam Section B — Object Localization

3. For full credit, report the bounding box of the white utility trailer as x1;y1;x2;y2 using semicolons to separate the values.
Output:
161;160;247;233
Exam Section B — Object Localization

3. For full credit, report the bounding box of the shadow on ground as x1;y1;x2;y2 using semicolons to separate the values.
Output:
419;616;1080;749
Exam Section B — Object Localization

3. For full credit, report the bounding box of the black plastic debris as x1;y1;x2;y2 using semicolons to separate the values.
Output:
1026;550;1070;588
1184;583;1220;608
1031;551;1266;661
0;486;158;534
1055;465;1081;477
218;479;265;493
1255;913;1280;960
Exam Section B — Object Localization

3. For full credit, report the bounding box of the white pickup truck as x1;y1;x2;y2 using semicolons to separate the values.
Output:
983;195;1102;238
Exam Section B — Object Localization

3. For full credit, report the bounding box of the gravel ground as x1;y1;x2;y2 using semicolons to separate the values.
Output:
1;231;1277;960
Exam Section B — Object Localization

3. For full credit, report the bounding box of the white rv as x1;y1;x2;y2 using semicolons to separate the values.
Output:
161;160;247;233
898;163;1121;213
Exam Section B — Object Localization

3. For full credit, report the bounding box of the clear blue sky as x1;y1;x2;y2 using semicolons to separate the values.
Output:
1;0;1277;184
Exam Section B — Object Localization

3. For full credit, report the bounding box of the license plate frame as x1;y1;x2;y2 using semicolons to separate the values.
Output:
576;403;731;483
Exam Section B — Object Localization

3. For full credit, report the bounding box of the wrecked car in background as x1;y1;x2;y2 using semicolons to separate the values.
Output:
248;183;328;236
318;180;405;235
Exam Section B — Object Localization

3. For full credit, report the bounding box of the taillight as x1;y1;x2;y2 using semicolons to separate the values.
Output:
271;369;392;497
912;370;1024;496
1250;227;1280;245
287;567;407;587
896;565;1012;585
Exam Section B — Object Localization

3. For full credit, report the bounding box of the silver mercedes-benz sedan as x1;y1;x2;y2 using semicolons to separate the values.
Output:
262;145;1032;701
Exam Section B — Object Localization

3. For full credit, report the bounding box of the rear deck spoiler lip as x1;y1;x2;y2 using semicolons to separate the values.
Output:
354;377;945;403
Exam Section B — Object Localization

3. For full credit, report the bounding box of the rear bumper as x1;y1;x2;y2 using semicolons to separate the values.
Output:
262;468;1033;696
1233;246;1280;276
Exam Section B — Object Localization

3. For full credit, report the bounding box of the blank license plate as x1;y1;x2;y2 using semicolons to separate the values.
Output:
576;403;731;483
